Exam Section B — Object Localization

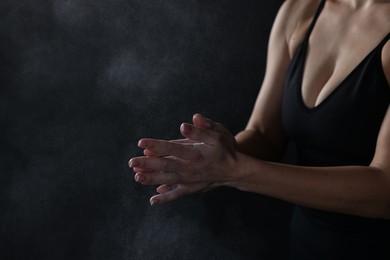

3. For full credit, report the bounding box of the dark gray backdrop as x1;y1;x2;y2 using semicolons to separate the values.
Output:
0;0;293;259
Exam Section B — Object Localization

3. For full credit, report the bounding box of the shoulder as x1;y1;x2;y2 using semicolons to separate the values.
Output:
273;0;322;57
279;0;321;18
274;0;321;34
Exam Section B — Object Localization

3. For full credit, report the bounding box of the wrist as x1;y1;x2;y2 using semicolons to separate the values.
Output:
223;152;256;190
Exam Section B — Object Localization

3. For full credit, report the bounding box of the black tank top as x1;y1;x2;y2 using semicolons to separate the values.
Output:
282;0;390;258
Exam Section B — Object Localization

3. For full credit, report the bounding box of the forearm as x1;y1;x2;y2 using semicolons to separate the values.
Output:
228;153;390;219
235;129;286;162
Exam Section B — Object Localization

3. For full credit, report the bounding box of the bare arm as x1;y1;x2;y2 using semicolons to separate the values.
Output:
231;119;390;219
235;0;320;161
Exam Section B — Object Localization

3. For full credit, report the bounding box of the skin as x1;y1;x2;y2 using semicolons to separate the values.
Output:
129;0;390;219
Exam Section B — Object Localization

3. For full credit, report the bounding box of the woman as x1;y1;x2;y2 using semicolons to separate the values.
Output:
129;0;390;258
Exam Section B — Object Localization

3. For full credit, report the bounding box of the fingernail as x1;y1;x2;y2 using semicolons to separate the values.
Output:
138;140;147;148
143;149;152;156
150;198;158;205
135;174;145;183
129;159;139;168
181;124;192;134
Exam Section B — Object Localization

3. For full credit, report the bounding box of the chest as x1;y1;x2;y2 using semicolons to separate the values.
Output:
300;8;390;109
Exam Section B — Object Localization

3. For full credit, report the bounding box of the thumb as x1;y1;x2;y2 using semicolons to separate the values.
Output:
192;113;214;129
192;114;231;136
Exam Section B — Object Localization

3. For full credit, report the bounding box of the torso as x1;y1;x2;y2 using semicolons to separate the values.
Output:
281;1;390;257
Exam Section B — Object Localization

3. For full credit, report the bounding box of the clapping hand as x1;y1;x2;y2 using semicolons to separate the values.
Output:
129;114;239;205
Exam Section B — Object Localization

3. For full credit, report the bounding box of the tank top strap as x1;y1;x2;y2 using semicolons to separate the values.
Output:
382;32;390;44
374;32;390;53
304;0;327;40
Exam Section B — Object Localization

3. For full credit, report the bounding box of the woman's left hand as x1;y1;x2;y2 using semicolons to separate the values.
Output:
129;114;239;205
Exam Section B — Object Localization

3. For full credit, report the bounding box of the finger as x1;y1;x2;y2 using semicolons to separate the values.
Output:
156;184;177;194
132;167;154;173
129;158;157;172
180;123;220;145
139;139;202;160
193;114;231;135
213;123;232;136
139;138;199;146
134;171;178;185
150;186;188;205
129;156;183;173
192;113;213;129
170;138;200;144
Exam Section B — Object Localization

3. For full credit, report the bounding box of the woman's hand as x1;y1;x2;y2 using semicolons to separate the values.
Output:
129;114;239;205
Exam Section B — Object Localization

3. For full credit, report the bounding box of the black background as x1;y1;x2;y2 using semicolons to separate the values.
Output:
0;0;293;259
